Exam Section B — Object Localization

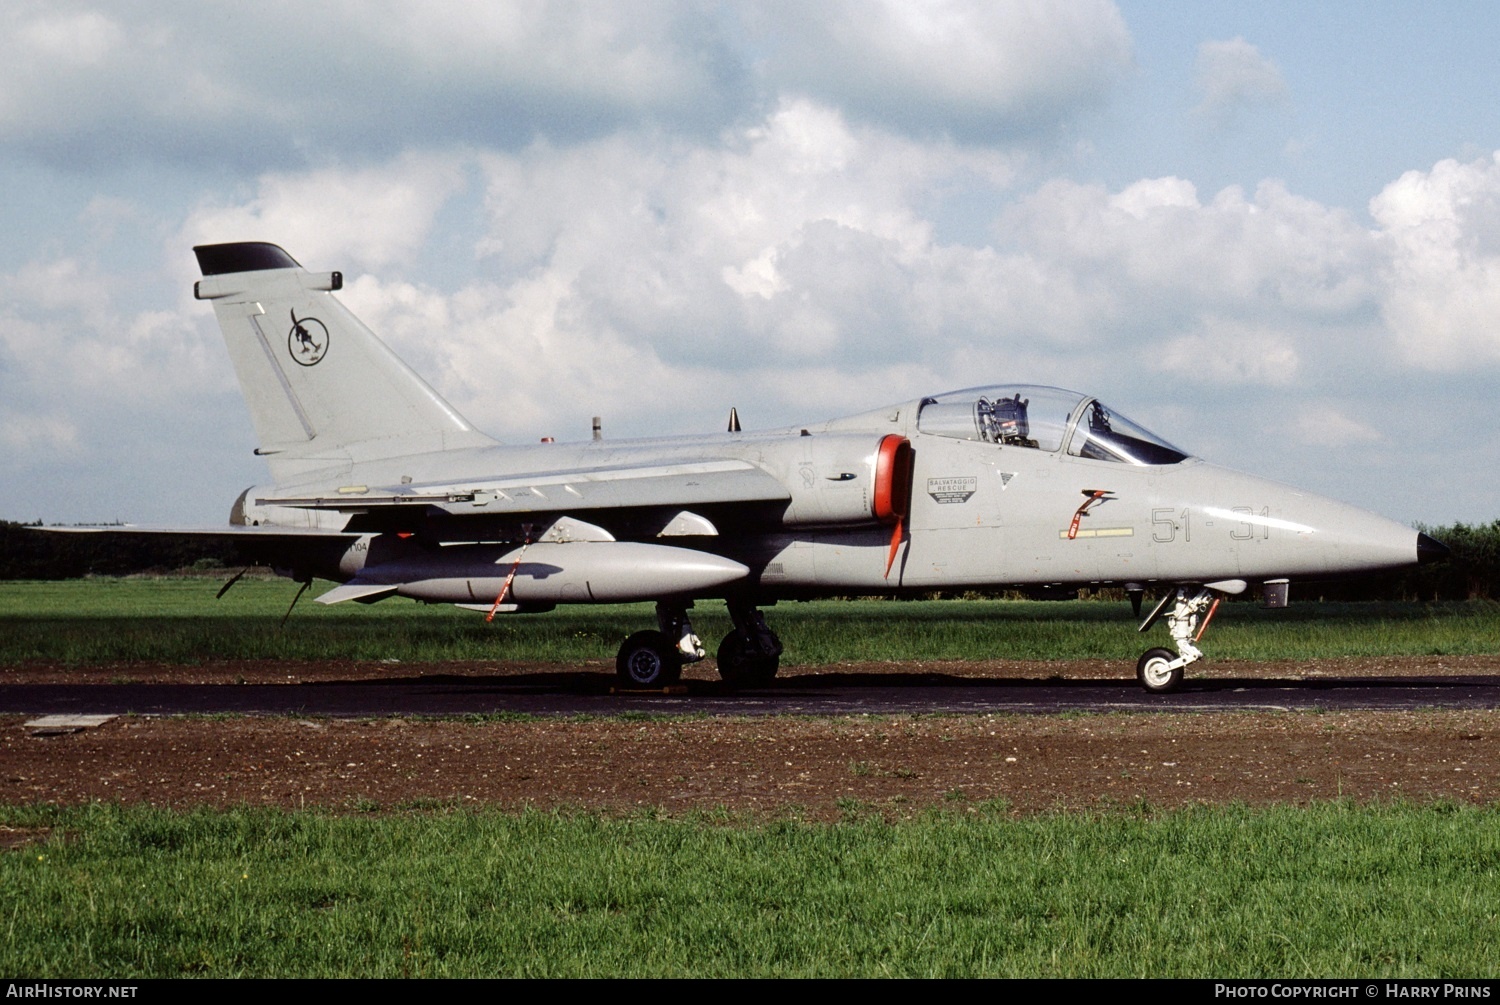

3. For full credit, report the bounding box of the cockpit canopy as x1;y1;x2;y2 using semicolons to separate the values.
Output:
916;385;1189;465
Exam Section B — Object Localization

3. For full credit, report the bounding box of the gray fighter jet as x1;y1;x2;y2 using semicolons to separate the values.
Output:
99;242;1447;692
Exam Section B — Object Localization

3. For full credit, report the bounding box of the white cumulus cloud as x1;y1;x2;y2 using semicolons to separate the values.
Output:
1371;153;1500;368
1193;37;1288;127
0;0;749;169
179;152;469;275
755;0;1133;141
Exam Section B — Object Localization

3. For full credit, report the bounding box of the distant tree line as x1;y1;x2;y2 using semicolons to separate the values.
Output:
0;520;238;579
2;517;1498;600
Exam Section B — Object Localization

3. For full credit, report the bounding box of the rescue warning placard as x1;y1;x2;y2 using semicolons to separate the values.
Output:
927;477;977;504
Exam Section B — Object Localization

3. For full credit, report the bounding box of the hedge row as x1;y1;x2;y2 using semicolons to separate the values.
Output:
0;520;237;579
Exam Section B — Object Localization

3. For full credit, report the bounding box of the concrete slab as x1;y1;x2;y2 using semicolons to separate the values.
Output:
24;714;118;736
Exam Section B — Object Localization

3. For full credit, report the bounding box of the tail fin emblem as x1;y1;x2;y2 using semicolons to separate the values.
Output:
287;311;329;366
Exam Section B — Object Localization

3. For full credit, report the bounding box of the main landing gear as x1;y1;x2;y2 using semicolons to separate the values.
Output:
615;602;705;687
715;599;783;687
1135;586;1221;694
614;600;783;689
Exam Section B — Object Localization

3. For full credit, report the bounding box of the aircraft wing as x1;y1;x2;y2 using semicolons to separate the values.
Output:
257;458;791;518
40;525;361;540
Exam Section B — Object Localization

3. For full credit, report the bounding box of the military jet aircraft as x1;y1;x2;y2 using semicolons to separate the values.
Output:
77;241;1446;693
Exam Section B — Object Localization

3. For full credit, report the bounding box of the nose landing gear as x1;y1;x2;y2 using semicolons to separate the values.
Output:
1135;586;1221;693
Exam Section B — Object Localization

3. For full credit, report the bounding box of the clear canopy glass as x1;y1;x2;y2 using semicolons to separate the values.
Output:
916;385;1188;465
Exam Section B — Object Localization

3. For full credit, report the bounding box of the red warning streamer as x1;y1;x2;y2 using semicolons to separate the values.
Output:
485;539;533;622
883;516;905;580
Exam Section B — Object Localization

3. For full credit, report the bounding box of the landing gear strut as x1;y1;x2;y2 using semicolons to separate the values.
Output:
715;600;783;687
1135;586;1220;694
614;602;706;688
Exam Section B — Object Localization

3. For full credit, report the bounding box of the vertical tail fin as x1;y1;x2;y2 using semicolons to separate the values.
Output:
193;242;495;481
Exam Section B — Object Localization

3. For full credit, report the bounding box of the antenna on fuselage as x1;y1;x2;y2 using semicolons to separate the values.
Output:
727;407;741;433
216;568;249;599
280;577;312;628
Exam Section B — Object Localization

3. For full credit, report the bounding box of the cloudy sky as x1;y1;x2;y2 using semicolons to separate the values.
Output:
4;1;1499;528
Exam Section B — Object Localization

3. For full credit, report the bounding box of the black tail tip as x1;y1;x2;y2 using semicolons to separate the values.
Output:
194;242;301;276
1417;532;1450;565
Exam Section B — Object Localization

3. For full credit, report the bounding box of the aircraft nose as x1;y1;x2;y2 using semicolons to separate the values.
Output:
1417;532;1450;565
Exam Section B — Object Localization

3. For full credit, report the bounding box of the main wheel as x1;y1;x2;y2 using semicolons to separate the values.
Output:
716;632;780;687
616;630;683;687
1136;647;1183;694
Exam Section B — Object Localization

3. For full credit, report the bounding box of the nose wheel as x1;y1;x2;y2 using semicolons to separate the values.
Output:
1136;647;1184;694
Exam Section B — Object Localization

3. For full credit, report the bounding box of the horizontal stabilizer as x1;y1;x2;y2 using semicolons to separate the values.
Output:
315;582;400;605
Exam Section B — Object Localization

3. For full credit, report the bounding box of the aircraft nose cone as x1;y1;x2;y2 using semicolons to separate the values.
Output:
1417;533;1450;565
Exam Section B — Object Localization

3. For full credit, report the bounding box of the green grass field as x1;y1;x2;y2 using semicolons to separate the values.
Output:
2;577;1497;664
5;802;1499;978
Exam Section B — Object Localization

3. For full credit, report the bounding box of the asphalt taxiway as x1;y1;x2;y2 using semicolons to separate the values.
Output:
3;672;1499;718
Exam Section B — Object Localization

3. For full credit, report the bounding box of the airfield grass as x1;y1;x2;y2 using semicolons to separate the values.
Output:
4;801;1499;978
1;578;1497;665
6;581;1500;977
